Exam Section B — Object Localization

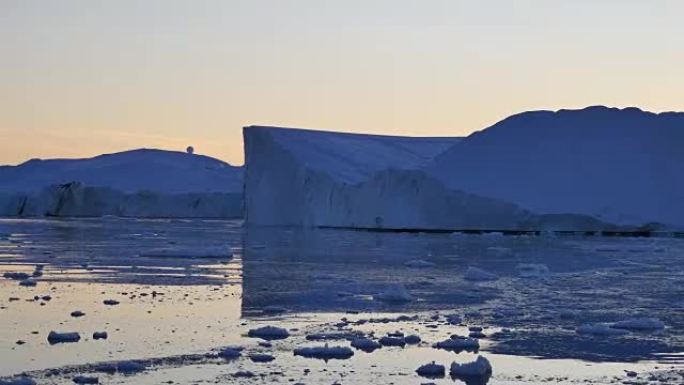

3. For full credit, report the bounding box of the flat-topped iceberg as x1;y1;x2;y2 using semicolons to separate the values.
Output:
243;125;617;231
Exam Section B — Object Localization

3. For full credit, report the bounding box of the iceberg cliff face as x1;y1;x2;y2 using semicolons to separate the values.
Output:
244;125;619;231
243;126;464;228
243;126;555;229
0;182;243;218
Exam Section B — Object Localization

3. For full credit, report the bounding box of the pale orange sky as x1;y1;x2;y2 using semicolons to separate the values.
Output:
2;0;684;166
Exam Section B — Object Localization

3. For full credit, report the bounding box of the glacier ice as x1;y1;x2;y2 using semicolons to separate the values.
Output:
243;125;619;231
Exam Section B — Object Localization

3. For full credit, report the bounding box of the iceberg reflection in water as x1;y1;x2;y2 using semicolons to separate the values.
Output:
1;218;683;384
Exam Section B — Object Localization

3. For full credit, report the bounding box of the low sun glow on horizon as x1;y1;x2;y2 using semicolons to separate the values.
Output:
2;0;684;166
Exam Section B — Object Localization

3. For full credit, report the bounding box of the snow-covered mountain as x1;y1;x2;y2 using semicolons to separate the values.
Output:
0;149;244;218
425;106;684;228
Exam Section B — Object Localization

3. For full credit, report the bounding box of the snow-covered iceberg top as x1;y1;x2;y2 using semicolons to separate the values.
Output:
244;125;460;184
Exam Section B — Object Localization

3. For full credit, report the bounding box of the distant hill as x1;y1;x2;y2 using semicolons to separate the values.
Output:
426;106;684;227
0;149;243;194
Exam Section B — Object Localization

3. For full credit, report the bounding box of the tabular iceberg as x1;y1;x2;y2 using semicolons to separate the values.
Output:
244;125;604;230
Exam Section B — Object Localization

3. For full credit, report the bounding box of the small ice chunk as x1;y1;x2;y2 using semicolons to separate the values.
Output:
576;323;629;336
433;336;479;352
140;246;233;259
450;356;493;377
232;371;254;378
92;332;108;340
379;336;406;347
469;331;486;339
611;318;665;331
93;361;145;374
416;361;446;378
374;285;413;303
3;272;31;281
0;376;36;385
463;267;498;282
217;347;242;359
516;263;550;278
445;313;462;325
404;259;436;268
293;344;354;360
0;377;36;385
486;246;512;257
72;376;99;384
247;326;290;340
350;338;381;352
249;353;275;363
404;334;421;344
47;331;81;344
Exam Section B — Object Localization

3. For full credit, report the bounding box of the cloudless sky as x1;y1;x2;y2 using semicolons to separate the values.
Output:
1;0;683;166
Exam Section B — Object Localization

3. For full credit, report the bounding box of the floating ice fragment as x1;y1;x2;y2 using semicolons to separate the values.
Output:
47;331;80;344
379;336;406;347
416;361;445;378
72;376;99;384
0;376;36;385
92;332;108;340
217;347;242;359
404;335;421;344
463;267;498;282
249;353;275;363
433;336;479;352
3;272;30;281
576;323;629;336
293;344;354;360
93;361;146;374
450;356;493;377
374;285;412;303
404;259;436;268
486;247;512;257
350;338;381;352
140;246;232;259
611;318;665;331
247;326;290;340
516;263;550;279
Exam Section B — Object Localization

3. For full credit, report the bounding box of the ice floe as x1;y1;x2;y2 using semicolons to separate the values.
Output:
404;259;436;268
293;344;354;360
611;318;665;331
247;326;290;340
449;355;493;377
374;285;413;303
416;361;446;378
433;336;479;352
463;267;498;282
140;246;232;259
576;323;629;336
350;337;381;352
47;331;81;344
